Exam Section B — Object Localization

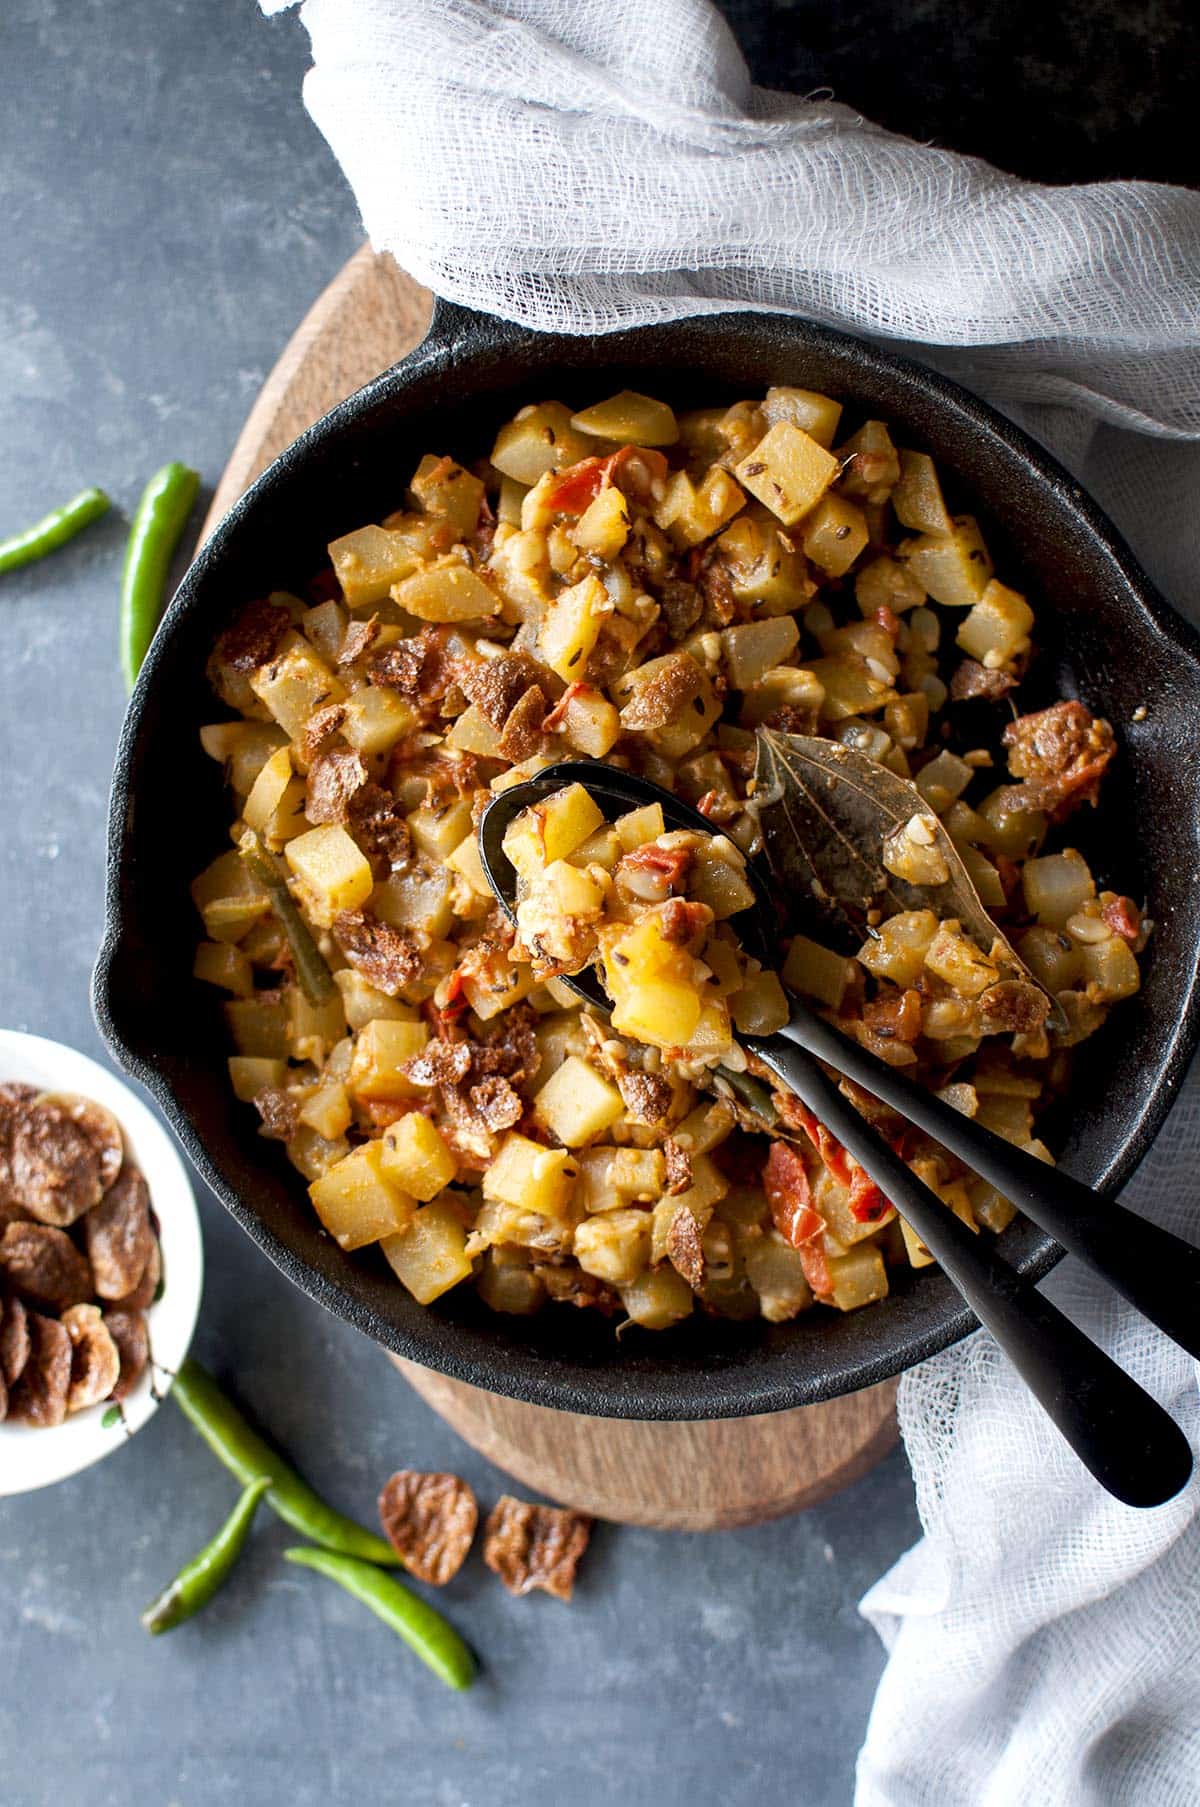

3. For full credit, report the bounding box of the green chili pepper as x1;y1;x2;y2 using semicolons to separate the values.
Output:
0;487;111;575
141;1476;270;1635
237;829;336;1005
119;461;199;688
171;1359;398;1567
284;1546;477;1692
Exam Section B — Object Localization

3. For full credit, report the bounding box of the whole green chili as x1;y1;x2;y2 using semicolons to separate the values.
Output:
0;487;110;575
284;1546;477;1692
171;1358;398;1567
119;461;199;687
141;1476;270;1635
237;829;336;1005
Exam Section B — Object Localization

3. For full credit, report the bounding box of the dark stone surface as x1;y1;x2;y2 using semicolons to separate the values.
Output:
3;0;1182;1800
718;0;1199;185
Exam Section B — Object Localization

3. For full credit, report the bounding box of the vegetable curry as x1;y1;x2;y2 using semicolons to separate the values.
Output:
193;385;1145;1331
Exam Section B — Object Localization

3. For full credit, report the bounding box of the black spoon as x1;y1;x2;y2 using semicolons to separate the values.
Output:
479;759;1195;1508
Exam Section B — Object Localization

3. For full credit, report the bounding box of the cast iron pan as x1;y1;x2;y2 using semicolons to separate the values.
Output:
93;301;1200;1419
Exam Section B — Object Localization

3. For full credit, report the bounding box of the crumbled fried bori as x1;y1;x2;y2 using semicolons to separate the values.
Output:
333;911;422;996
378;1470;478;1585
482;1495;592;1601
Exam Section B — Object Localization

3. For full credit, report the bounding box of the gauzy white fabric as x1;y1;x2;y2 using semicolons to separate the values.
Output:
260;3;1200;1801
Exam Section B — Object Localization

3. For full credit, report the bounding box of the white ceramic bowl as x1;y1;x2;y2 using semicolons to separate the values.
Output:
0;1030;203;1495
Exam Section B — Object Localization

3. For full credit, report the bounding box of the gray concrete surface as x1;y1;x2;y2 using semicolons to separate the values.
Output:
1;2;1183;1802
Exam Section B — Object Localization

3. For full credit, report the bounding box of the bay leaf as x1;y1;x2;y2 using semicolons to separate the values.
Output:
752;729;1062;1025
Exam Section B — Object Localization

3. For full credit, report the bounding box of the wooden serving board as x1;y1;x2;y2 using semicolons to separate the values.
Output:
204;246;899;1529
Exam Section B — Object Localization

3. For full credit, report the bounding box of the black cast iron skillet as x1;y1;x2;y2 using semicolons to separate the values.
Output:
94;300;1200;1421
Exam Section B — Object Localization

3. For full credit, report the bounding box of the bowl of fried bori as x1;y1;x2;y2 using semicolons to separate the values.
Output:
94;304;1200;1419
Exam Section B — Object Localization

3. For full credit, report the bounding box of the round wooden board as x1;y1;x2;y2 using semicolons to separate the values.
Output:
204;245;899;1529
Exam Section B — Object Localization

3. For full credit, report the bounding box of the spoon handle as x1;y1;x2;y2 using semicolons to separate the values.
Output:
749;1036;1193;1507
759;1007;1200;1362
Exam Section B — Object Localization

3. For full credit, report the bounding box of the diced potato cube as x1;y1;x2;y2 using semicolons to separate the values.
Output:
250;634;346;739
961;845;1006;907
736;421;839;525
287;985;347;1064
406;798;474;864
762;386;843;449
381;1199;474;1304
488;525;553;622
574;1209;651;1286
213;727;289;803
372;868;455;940
1016;924;1081;991
227;1055;288;1102
807;654;894;721
892;451;954;536
243;745;295;836
619;1264;694;1329
446;830;493;899
460;949;536;1020
721;616;800;690
392;558;499;623
446;702;505;758
856;554;926;617
309;1141;415;1251
956;579;1035;667
496;476;529;526
924;921;1000;996
857;910;938;987
195;940;253;997
571;391;678;446
553;685;621;758
348;1018;429;1101
504;788;603;884
836;421;900;502
224;995;288;1058
738;665;826;727
683;999;734;1059
533;1055;625;1147
688;847;756;919
743;1232;814;1321
900;516;993;607
328;523;424;608
608;1148;666;1200
671;1100;734;1156
715;515;811;617
1078;935;1139;1001
730;970;789;1035
476;1247;546;1315
826;1243;889;1310
654;466;746;550
285;824;374;916
333;969;417;1030
296;1081;352;1142
537;573;608;681
976;787;1048;860
782;935;854;1008
491;401;597;485
801;493;869;577
483;1133;578;1218
1022;849;1096;927
914;749;974;815
341;687;417;758
408;453;485;538
614;803;665;852
381;1112;457;1201
571;485;630;559
601;915;703;1050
